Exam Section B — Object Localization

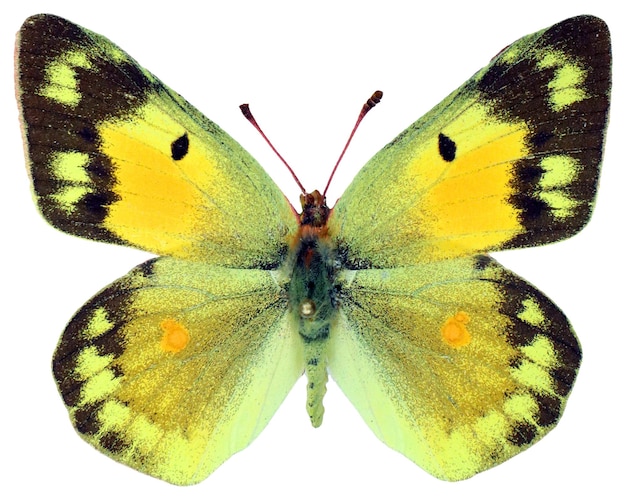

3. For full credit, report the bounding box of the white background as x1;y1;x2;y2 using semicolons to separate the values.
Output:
2;1;623;498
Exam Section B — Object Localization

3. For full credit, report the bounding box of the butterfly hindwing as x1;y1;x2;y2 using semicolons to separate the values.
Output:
329;16;611;268
16;14;298;268
53;258;301;485
329;256;580;480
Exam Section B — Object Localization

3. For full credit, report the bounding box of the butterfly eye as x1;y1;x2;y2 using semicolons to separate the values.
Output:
171;132;189;160
438;132;456;162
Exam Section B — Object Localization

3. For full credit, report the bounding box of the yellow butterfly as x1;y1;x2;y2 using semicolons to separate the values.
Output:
16;14;611;485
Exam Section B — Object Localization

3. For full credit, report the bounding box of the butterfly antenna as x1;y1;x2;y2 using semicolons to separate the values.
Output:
240;103;307;194
323;90;383;197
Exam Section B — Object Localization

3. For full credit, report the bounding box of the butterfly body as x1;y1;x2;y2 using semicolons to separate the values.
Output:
16;14;610;485
281;190;335;426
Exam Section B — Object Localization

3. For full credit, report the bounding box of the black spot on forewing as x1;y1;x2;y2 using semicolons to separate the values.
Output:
438;133;456;162
171;133;189;160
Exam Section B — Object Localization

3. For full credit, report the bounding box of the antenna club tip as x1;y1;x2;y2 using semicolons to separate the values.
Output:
239;103;252;119
366;90;383;108
361;90;383;117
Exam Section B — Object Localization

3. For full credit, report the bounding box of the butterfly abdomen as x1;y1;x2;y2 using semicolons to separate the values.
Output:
289;192;340;427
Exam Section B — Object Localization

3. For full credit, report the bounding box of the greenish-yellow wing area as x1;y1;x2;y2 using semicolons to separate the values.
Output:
53;258;302;485
329;256;580;480
329;16;610;268
16;15;297;268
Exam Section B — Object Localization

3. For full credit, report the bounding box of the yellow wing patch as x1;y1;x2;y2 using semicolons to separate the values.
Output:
38;50;92;106
539;50;589;111
94;98;213;256
416;105;529;255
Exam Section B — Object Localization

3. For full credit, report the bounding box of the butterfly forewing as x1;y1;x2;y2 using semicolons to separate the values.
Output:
17;14;298;268
329;16;611;268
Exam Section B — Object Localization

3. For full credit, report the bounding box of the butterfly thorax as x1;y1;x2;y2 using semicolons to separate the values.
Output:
289;190;337;427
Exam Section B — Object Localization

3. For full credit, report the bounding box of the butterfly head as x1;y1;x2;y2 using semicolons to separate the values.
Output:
299;190;330;228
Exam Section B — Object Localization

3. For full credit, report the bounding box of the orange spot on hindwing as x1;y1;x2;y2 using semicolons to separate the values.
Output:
160;318;190;353
441;311;471;348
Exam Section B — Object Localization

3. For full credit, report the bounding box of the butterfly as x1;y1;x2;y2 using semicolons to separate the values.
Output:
16;14;611;485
